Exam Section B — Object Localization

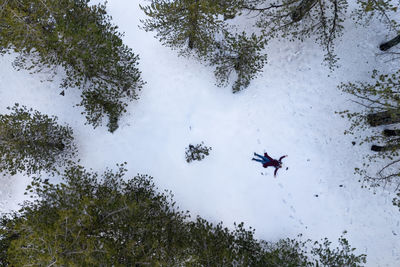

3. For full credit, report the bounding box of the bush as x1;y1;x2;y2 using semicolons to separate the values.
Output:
185;142;212;163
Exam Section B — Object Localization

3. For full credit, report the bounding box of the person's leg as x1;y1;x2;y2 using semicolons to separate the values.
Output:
260;156;270;162
252;158;263;163
254;153;263;158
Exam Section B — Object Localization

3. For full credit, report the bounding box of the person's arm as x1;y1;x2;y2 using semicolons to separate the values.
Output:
274;167;279;177
279;155;287;161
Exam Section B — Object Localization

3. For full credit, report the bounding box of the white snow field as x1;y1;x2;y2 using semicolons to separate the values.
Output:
1;0;400;265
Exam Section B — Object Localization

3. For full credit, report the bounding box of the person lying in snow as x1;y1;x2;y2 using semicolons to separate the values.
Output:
252;152;287;177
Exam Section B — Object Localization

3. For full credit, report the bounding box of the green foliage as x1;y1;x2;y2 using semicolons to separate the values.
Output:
312;234;367;266
141;0;267;92
0;0;144;132
0;104;76;176
185;142;212;163
262;237;310;266
141;0;349;94
186;219;267;266
210;31;267;93
353;0;399;30
263;233;367;266
245;0;348;69
0;216;15;267
0;165;367;265
215;0;244;20
339;70;400;191
0;164;190;266
140;0;226;58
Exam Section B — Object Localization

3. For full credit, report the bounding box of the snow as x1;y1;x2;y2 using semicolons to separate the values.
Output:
1;0;400;265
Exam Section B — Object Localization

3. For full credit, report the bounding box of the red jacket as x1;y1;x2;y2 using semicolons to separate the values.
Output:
262;153;286;176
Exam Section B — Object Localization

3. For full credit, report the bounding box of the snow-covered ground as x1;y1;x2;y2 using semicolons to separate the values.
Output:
1;0;400;265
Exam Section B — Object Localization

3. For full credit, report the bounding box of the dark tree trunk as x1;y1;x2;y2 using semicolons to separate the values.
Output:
188;37;194;49
371;143;400;152
367;111;400;127
379;34;400;51
291;0;318;22
383;129;400;137
188;0;198;50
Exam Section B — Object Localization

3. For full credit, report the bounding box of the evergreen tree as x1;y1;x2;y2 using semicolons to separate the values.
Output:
0;164;190;266
354;0;400;51
0;0;144;132
262;233;367;266
0;164;367;266
210;31;267;93
0;104;76;176
242;0;348;69
140;0;226;58
215;0;244;20
339;70;400;197
354;0;399;30
348;0;400;207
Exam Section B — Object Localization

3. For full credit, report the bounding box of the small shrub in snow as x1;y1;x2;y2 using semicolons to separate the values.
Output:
0;104;77;176
185;142;212;163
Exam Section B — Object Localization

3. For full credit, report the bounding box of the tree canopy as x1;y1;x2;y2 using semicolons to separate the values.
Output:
0;104;76;176
0;0;144;132
0;165;366;266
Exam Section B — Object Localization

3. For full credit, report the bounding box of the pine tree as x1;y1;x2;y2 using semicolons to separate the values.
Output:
339;70;400;193
0;164;190;266
0;104;76;176
0;164;367;266
215;0;244;20
354;0;399;30
354;0;400;51
0;0;144;132
242;0;348;69
140;0;226;58
263;233;366;266
210;31;267;93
